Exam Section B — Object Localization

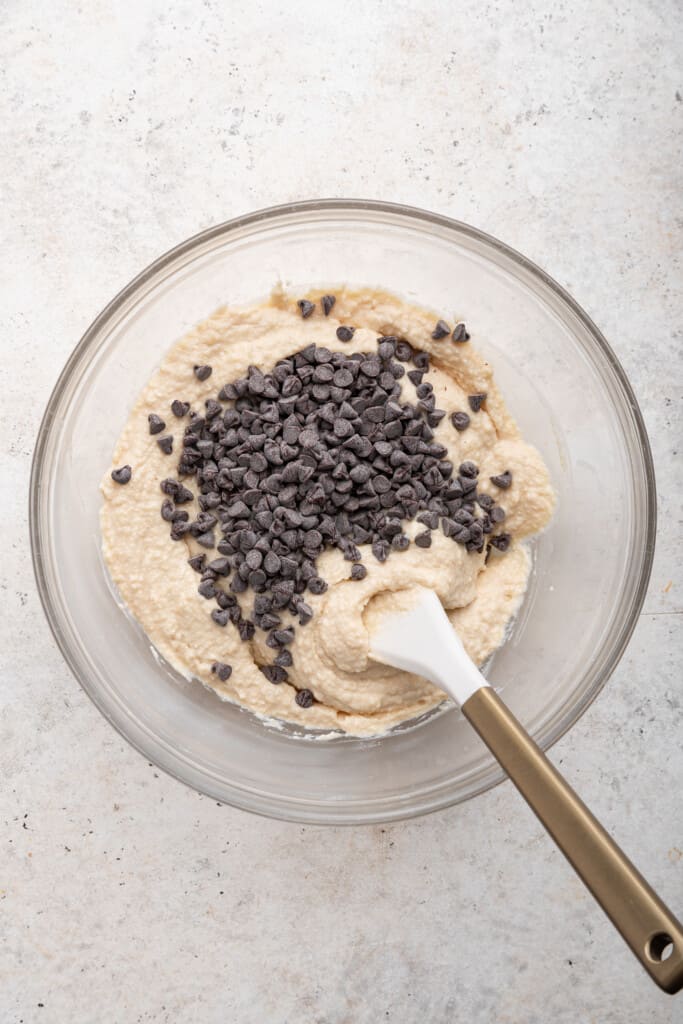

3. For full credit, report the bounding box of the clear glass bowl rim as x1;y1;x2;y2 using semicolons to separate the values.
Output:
29;198;657;823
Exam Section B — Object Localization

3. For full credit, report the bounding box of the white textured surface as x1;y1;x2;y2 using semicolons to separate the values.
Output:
2;2;682;1021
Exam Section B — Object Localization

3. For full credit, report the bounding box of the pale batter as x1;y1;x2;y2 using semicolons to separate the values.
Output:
101;287;555;735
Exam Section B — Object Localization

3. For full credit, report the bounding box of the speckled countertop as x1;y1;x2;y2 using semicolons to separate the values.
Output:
2;2;681;1022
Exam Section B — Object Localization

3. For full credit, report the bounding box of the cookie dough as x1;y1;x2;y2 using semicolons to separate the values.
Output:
101;287;555;735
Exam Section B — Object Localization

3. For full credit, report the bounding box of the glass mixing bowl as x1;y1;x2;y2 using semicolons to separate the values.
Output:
30;200;655;824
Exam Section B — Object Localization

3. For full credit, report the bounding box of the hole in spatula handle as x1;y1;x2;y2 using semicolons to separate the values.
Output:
647;933;674;963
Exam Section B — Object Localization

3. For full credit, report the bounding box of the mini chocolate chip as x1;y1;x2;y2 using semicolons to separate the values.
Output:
157;435;173;455
254;595;273;615
238;619;256;641
170;521;191;540
392;533;410;551
452;322;470;342
211;609;230;626
204;399;222;421
333;368;354;388
340;540;361;561
280;556;298;578
111;465;132;484
459;461;479;478
194;364;212;381
307;576;328;595
301;429;321;450
148;414;166;435
297;299;315;318
450;411;470;432
350;563;367;580
295;688;314;708
336;326;355;342
208;556;230;575
261;665;288;684
490;470;512;489
431;319;450;340
490;506;506;524
378;339;396;360
303;529;323;549
188;553;206;572
321;294;336;316
245;549;263;570
171;400;190;418
333;418;354;439
366;405;386;424
349;464;372;484
196;439;214;458
360;356;381;377
490;532;511;552
417;510;439;530
196;531;215;548
198;579;217;599
372;539;390;562
297;601;313;625
468;393;487;412
211;661;232;681
227;499;250;518
441;517;460;539
395;341;413;361
261;551;280;576
248;569;267;589
272;627;295;646
160;499;175;521
313;364;334;384
415;530;432;548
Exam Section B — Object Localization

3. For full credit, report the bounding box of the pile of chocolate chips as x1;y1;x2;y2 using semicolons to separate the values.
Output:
113;313;512;701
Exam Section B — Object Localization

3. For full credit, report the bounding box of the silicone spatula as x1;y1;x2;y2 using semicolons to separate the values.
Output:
370;586;683;994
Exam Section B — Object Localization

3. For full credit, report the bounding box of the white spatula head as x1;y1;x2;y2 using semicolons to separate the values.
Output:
368;586;488;707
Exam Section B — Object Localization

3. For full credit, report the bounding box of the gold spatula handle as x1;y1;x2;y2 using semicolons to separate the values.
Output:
462;687;683;993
